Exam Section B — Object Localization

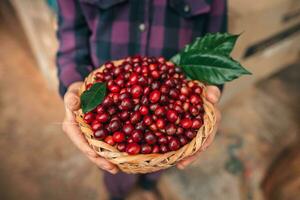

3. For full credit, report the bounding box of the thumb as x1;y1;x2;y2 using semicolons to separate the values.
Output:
64;92;80;111
205;85;221;104
64;82;83;111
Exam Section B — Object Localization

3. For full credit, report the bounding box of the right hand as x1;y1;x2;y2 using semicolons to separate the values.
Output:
62;81;118;174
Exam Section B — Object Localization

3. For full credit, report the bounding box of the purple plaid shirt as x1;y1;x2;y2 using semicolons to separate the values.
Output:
56;0;227;96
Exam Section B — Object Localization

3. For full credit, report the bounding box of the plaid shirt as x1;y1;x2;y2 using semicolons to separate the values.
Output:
56;0;227;96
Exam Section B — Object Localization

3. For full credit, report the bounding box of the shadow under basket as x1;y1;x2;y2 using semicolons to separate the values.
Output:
75;60;216;174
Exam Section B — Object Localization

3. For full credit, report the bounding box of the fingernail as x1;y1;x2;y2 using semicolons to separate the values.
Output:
106;166;117;174
69;97;80;110
110;168;118;174
211;96;218;104
71;97;79;106
104;164;114;170
177;164;185;170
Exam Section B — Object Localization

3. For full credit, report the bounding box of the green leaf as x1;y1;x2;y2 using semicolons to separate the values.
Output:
170;32;240;66
180;53;252;85
170;53;181;65
170;32;251;84
184;33;239;55
80;82;106;113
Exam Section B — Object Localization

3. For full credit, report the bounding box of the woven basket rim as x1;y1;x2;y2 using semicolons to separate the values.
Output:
75;59;216;173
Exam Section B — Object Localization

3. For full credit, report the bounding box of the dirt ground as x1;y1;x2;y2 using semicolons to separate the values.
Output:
0;12;299;200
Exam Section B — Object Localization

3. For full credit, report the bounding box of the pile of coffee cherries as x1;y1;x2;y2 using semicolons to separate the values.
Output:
83;56;204;155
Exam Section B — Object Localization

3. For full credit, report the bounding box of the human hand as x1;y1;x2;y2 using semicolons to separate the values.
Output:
176;85;222;169
62;82;118;174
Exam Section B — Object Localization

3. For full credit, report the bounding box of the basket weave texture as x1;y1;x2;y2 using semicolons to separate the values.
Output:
75;60;216;174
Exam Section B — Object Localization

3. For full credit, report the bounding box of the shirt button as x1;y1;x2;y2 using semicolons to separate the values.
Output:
139;23;146;32
184;4;190;13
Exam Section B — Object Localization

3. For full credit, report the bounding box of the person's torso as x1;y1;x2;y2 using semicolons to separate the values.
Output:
79;0;213;67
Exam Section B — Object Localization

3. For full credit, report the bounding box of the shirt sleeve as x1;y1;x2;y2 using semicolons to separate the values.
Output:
56;0;93;97
206;0;227;33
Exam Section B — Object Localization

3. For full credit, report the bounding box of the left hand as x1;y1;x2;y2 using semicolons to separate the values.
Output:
176;85;222;169
62;82;118;174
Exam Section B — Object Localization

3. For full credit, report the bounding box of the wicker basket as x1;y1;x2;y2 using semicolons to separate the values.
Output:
75;60;216;174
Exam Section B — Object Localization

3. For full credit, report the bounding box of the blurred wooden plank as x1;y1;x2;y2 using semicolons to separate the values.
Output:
224;0;300;104
229;0;300;59
10;0;58;88
221;33;300;105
